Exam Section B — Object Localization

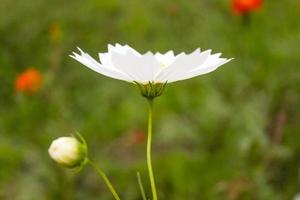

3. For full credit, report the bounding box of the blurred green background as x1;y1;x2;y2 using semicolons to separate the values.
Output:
0;0;300;199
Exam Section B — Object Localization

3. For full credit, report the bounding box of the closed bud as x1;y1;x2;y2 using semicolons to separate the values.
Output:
48;136;87;168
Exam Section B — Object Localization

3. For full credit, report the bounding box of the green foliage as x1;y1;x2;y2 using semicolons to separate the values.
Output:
0;0;300;199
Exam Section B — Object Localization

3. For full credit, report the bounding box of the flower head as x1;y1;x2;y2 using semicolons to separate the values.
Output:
232;0;263;15
15;68;43;94
70;44;232;98
48;136;87;168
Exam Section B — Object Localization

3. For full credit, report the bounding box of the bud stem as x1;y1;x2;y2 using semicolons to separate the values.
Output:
146;98;158;200
88;159;121;200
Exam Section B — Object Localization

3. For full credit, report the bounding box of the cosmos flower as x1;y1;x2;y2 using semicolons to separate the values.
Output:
71;44;231;83
70;44;232;98
15;68;43;94
232;0;263;15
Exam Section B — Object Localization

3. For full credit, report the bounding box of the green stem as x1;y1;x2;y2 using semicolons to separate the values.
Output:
147;98;158;200
137;172;147;200
88;159;121;200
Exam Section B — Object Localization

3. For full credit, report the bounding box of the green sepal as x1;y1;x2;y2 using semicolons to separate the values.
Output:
70;132;89;172
134;81;167;99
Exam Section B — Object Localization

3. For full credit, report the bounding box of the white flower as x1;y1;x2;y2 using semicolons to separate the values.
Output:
70;43;232;84
48;137;87;168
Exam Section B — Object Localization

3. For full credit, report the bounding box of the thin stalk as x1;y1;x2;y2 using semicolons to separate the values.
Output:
242;12;251;26
146;98;157;200
137;172;147;200
88;159;121;200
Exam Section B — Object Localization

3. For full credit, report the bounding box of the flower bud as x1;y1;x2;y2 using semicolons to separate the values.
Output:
48;136;87;168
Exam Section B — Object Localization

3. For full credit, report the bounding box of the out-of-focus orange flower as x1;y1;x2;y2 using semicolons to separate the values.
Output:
15;68;43;94
232;0;263;15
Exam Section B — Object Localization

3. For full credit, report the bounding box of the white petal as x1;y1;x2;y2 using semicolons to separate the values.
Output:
110;50;161;83
168;58;233;83
99;53;115;68
154;51;176;67
71;45;232;84
124;44;141;56
108;43;141;56
70;49;132;82
108;43;127;54
155;48;210;82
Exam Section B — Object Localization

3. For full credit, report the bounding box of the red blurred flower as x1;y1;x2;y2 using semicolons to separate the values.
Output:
15;68;43;94
232;0;263;15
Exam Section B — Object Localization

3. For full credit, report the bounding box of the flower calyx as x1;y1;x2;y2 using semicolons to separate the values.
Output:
134;81;167;100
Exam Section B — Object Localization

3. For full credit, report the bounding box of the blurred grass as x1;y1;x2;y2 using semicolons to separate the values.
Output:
0;0;300;199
